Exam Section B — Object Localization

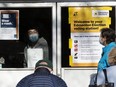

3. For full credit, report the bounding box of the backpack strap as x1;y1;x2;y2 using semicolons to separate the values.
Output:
94;71;98;86
103;69;108;83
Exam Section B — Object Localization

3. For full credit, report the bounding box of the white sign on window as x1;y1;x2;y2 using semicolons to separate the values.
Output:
27;48;43;68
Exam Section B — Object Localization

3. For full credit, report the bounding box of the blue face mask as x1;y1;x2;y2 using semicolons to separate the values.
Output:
29;34;39;42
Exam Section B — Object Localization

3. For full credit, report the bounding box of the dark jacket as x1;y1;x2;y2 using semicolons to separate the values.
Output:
24;37;49;67
24;37;49;60
16;68;67;87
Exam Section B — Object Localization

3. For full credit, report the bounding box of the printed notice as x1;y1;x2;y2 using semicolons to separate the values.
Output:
27;48;43;68
69;7;112;66
0;10;19;40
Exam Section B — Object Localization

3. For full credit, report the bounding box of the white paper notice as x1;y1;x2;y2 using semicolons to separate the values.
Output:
27;48;43;68
71;32;103;63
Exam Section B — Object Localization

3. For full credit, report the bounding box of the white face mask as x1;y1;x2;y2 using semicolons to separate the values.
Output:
99;37;104;45
29;34;39;42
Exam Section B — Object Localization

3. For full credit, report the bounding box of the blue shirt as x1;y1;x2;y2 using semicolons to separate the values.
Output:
97;42;116;71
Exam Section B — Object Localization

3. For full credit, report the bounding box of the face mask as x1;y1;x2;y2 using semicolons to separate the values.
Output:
99;38;104;45
29;34;39;42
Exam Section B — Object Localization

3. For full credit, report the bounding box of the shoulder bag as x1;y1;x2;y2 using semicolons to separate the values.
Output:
89;69;114;87
97;69;114;87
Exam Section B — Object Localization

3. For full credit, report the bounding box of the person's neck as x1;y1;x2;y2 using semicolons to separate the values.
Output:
29;41;37;48
103;41;107;46
34;68;51;75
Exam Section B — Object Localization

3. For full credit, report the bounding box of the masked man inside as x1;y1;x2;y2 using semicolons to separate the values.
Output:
24;27;49;67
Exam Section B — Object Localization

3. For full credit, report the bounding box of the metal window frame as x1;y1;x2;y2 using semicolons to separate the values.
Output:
0;3;57;74
57;2;116;75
